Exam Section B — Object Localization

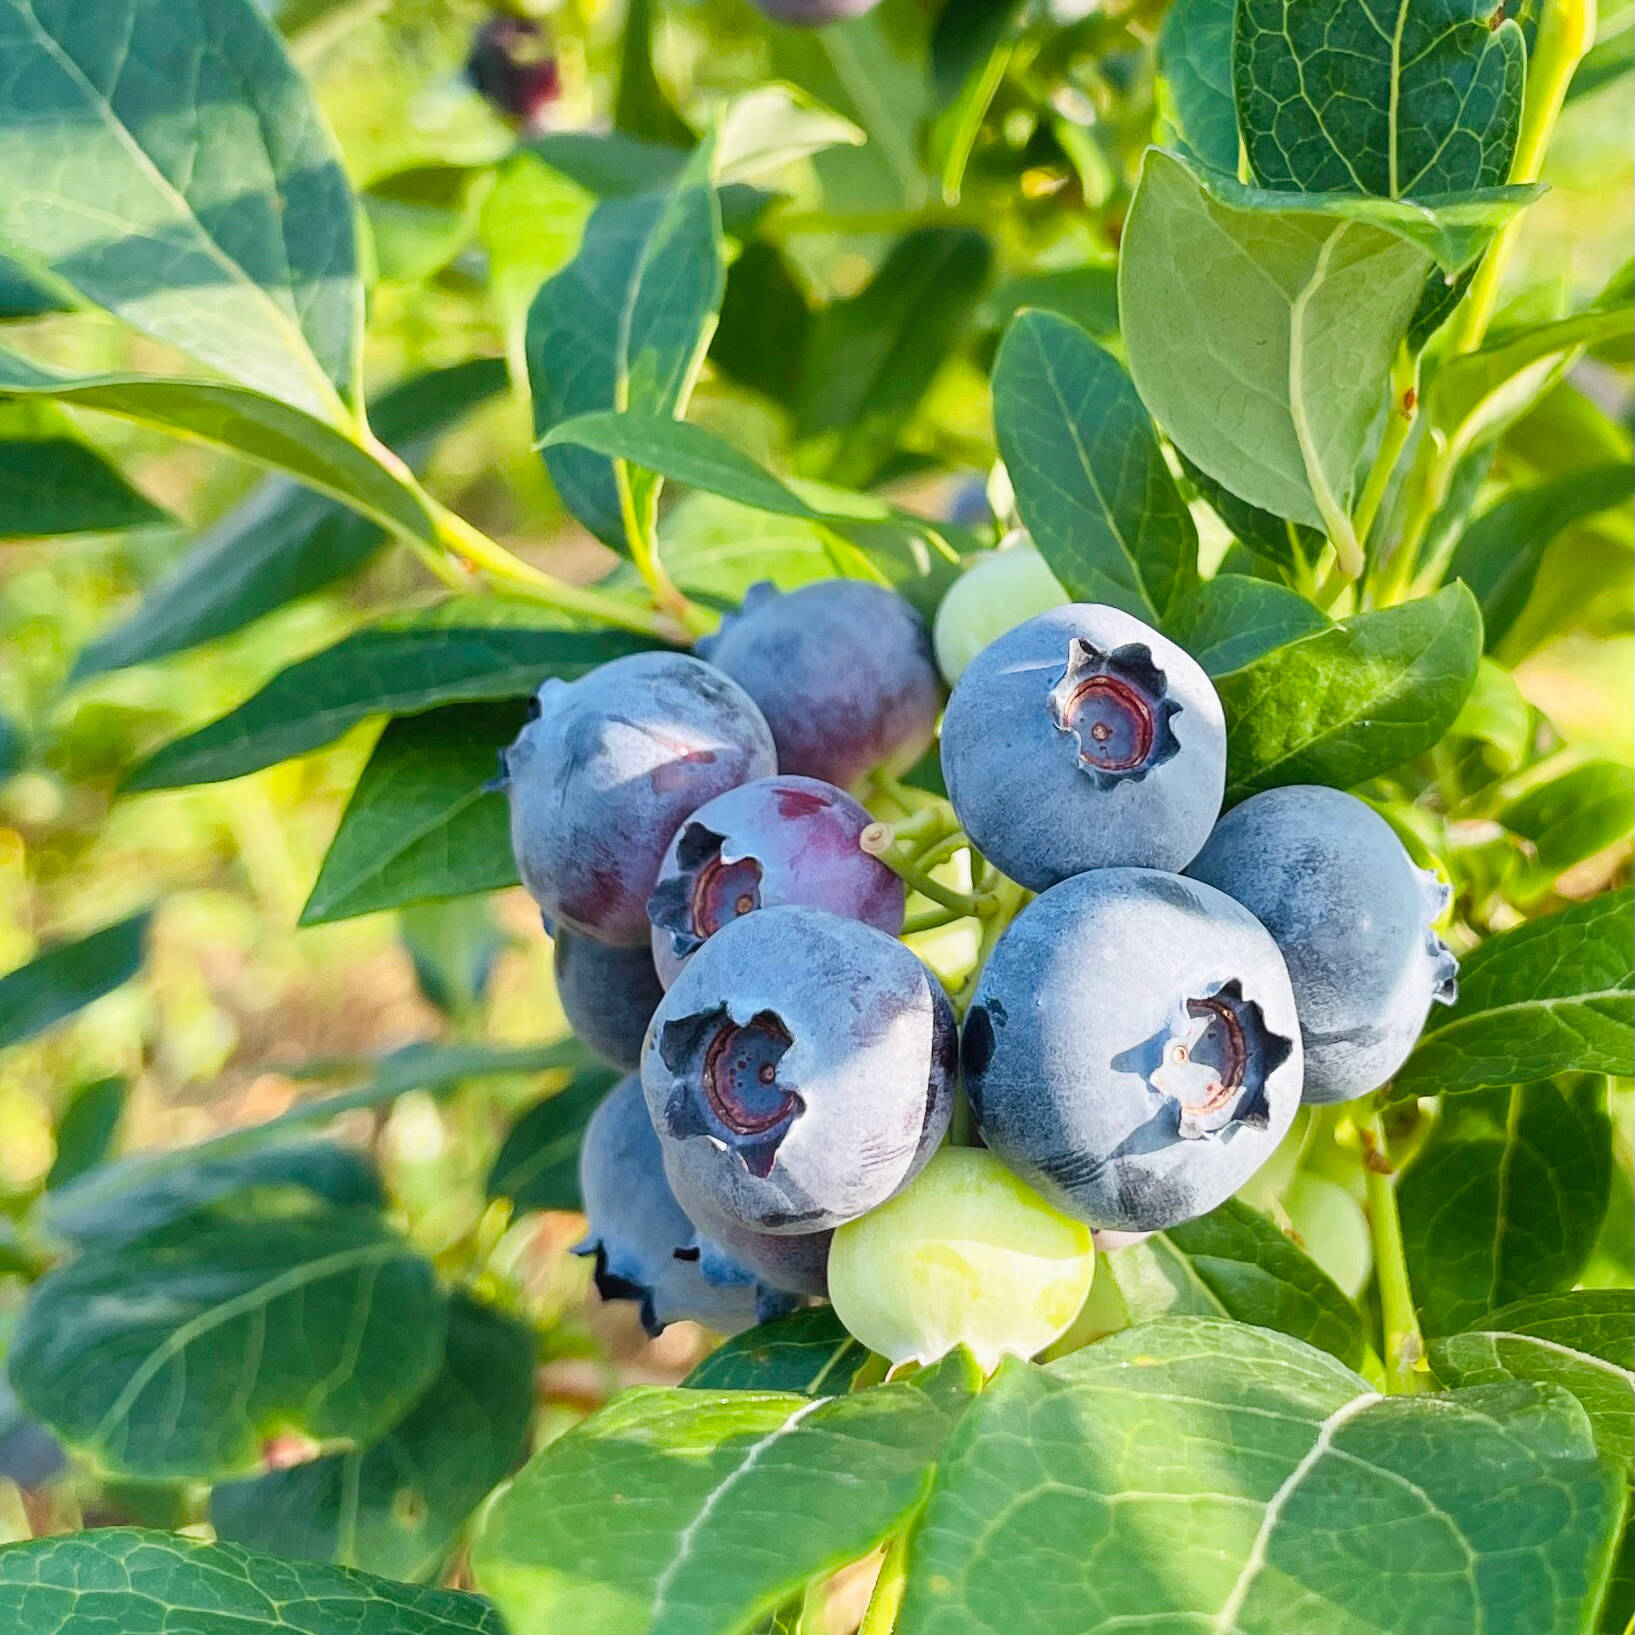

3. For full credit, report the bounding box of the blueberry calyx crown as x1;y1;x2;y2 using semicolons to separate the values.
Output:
659;1005;803;1177
1048;639;1181;788
1142;979;1291;1140
648;824;763;957
574;1239;665;1338
1417;868;1460;1006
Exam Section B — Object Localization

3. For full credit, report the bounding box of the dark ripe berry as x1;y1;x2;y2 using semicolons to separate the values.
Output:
642;907;955;1234
466;15;560;127
699;582;943;791
646;775;904;985
552;930;665;1071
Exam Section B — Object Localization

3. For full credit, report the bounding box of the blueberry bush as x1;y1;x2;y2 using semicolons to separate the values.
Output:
0;1;1631;1632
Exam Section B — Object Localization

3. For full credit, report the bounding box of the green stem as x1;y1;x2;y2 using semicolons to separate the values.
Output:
1353;345;1419;562
1448;0;1598;356
1360;1100;1429;1394
858;1532;910;1635
613;460;713;637
902;903;971;935
954;875;1024;1017
866;840;988;917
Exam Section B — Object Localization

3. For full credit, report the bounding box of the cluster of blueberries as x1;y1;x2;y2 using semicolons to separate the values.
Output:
498;570;1458;1355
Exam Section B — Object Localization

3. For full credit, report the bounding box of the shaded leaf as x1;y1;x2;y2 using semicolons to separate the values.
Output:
0;1529;506;1633
993;309;1197;622
1166;575;1331;676
0;912;150;1052
10;1203;444;1480
487;1069;624;1216
711;242;812;409
44;1076;128;1191
1400;1077;1612;1335
0;410;169;538
614;0;692;148
1179;452;1324;574
125;625;651;791
0;0;359;420
0;252;68;320
1159;0;1240;171
684;1307;870;1396
1393;891;1634;1099
1502;762;1635;876
211;1293;535;1582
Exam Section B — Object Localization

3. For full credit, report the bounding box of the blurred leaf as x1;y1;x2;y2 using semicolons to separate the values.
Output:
399;898;505;1020
1400;1077;1612;1335
0;1529;506;1633
124;626;651;791
528;129;687;197
1166;575;1331;676
1448;463;1633;653
487;1069;623;1216
795;228;990;489
45;1076;128;1192
44;1138;382;1246
73;358;508;680
471;1353;980;1635
1502;762;1635;876
1234;0;1524;197
1392;891;1635;1099
211;1293;535;1582
1102;1199;1370;1371
711;242;812;408
899;1318;1620;1635
11;1203;444;1480
301;702;524;926
1158;0;1239;171
0;912;150;1052
0;252;68;321
0;406;169;538
1218;582;1482;803
615;0;692;148
683;1308;870;1395
713;85;865;185
1447;655;1532;774
927;0;1024;201
362;165;485;284
1568;21;1635;102
528;140;723;548
1431;1289;1634;1469
659;492;836;605
993;309;1198;622
980;266;1119;342
1122;149;1530;539
0;0;359;420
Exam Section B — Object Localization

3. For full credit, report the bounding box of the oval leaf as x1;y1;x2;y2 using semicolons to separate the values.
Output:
0;912;150;1052
684;1307;871;1396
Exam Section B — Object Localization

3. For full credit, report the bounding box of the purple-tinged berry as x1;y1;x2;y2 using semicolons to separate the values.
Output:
646;775;904;986
940;603;1225;889
553;930;665;1071
575;1076;797;1337
465;16;560;127
499;652;776;946
642;906;956;1234
1186;785;1458;1103
699;581;943;790
962;868;1303;1233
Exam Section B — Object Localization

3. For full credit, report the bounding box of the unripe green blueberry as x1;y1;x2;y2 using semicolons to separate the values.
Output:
931;536;1068;685
828;1147;1095;1372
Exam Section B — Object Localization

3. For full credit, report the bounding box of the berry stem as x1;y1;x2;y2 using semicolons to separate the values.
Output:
1359;1098;1430;1395
858;1531;910;1635
860;823;989;918
953;875;1025;1017
902;904;973;935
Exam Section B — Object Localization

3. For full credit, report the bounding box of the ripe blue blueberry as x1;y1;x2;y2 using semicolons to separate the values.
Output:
1186;785;1459;1103
641;906;956;1234
646;775;905;987
939;604;1226;889
962;868;1303;1232
553;930;665;1070
499;652;776;946
575;1075;797;1337
666;1160;833;1298
699;581;943;791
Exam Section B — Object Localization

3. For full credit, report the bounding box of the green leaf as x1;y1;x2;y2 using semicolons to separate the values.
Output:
1102;1199;1370;1371
72;359;508;680
993;309;1198;623
981;266;1120;342
0;912;150;1051
527;141;723;548
1158;0;1240;172
1165;575;1332;676
10;1202;444;1480
301;702;524;926
45;1076;128;1191
0;0;360;421
0;1529;506;1634
1234;0;1525;199
211;1293;535;1582
795;228;991;489
1179;452;1325;573
713;85;866;186
711;242;812;409
927;0;1024;202
44;1137;382;1245
683;1308;871;1396
472;1352;979;1635
1217;582;1482;803
1449;463;1634;652
1393;891;1635;1099
659;493;838;605
614;0;693;148
1431;1290;1635;1470
0;405;169;538
124;625;651;791
1399;1077;1612;1335
899;1318;1622;1635
1502;762;1635;876
486;1068;624;1216
0;348;432;541
0;251;68;320
1122;150;1534;544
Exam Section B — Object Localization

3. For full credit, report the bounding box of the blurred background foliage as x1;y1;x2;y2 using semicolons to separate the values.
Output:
1;0;1632;1520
